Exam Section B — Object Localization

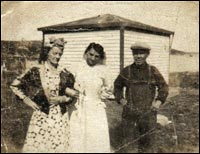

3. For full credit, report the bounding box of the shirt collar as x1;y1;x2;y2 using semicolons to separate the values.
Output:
132;62;148;69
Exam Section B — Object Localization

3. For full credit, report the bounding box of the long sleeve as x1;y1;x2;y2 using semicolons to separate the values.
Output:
114;69;127;103
102;66;113;90
10;68;33;100
59;69;76;96
100;66;115;100
152;66;169;104
63;63;81;91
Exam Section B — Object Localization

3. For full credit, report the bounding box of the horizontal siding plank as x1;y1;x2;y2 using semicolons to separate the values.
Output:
45;30;170;82
46;31;120;38
49;30;121;83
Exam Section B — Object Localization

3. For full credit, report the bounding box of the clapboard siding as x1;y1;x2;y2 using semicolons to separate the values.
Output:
124;30;170;82
45;30;120;81
43;30;170;83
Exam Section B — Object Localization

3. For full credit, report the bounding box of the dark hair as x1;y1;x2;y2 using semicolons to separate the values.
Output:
84;42;105;59
38;46;51;64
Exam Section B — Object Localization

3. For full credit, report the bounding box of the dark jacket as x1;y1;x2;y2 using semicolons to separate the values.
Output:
10;67;75;115
114;62;169;115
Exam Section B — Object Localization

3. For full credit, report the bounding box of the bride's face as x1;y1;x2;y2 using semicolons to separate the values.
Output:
85;48;101;66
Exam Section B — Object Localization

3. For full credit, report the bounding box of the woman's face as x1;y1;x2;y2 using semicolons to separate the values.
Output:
85;48;101;66
47;46;63;66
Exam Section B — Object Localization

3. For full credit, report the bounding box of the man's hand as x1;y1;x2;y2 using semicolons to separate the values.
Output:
23;97;40;110
151;100;162;111
119;98;127;106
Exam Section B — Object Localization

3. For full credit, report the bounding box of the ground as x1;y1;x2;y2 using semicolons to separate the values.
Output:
106;87;199;153
1;77;199;153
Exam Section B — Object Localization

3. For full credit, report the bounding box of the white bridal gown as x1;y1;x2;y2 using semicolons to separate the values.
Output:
68;61;112;153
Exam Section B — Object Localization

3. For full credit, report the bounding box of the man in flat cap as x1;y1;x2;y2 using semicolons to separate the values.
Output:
114;42;169;153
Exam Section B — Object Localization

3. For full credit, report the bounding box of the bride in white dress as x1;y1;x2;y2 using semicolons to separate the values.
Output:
66;43;113;153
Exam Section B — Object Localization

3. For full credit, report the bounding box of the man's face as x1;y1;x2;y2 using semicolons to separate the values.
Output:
133;50;149;65
47;46;63;66
85;48;101;66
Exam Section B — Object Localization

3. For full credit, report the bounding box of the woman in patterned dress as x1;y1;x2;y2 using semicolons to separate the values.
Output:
10;38;75;153
66;43;113;153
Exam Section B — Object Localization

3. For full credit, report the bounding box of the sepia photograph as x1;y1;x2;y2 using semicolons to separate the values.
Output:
1;1;199;153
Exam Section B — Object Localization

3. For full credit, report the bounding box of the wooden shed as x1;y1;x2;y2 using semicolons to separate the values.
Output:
38;14;174;82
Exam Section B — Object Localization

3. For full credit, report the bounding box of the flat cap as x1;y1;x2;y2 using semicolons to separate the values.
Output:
131;42;151;51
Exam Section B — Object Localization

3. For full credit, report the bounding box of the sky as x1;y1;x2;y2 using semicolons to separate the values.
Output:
1;1;199;53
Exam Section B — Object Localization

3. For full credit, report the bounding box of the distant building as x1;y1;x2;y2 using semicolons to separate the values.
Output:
170;49;199;72
38;14;174;82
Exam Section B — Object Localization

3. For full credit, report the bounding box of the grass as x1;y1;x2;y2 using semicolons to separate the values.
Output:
1;76;199;153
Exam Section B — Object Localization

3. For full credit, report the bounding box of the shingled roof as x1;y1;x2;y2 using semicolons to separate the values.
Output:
38;14;174;36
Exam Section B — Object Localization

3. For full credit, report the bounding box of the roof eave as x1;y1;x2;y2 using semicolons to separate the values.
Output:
38;25;174;36
124;26;174;36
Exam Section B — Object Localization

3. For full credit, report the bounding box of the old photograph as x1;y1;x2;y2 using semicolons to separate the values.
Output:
1;1;199;153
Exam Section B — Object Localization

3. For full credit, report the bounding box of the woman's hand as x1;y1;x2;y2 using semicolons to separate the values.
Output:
100;86;114;100
65;88;79;98
49;96;72;105
23;97;40;110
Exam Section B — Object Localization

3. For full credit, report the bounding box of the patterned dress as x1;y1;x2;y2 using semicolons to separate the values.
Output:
68;61;112;153
10;63;74;153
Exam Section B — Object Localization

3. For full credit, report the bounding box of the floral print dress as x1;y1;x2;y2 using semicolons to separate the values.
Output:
11;63;71;153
